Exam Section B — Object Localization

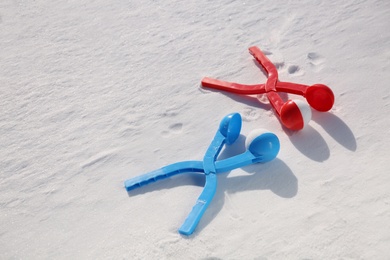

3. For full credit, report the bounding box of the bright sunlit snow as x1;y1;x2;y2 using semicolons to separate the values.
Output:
1;0;390;259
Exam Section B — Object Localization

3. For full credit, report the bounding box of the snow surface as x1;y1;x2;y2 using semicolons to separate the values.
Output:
1;0;390;259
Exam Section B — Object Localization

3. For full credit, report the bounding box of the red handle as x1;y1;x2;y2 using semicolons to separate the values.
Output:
276;81;308;95
266;91;284;116
201;77;265;95
248;46;278;92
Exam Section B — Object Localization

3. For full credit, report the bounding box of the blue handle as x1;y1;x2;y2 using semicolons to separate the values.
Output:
214;151;257;173
179;173;217;235
203;131;225;174
124;161;204;191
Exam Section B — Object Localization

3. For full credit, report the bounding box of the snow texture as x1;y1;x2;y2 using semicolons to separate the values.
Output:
1;0;390;259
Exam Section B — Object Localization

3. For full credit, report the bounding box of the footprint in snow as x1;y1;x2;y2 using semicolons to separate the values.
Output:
161;123;183;137
288;65;300;74
241;107;261;122
287;64;304;76
307;52;325;72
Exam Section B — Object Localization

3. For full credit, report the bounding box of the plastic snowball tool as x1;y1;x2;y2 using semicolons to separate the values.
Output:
202;46;335;130
124;113;280;236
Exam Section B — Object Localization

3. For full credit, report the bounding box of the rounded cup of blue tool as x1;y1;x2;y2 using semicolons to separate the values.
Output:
219;113;242;145
245;129;280;162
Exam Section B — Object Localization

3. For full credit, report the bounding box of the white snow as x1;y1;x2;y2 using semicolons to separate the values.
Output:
1;0;390;259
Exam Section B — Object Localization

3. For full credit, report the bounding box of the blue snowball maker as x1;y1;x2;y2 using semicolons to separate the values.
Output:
124;113;280;236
